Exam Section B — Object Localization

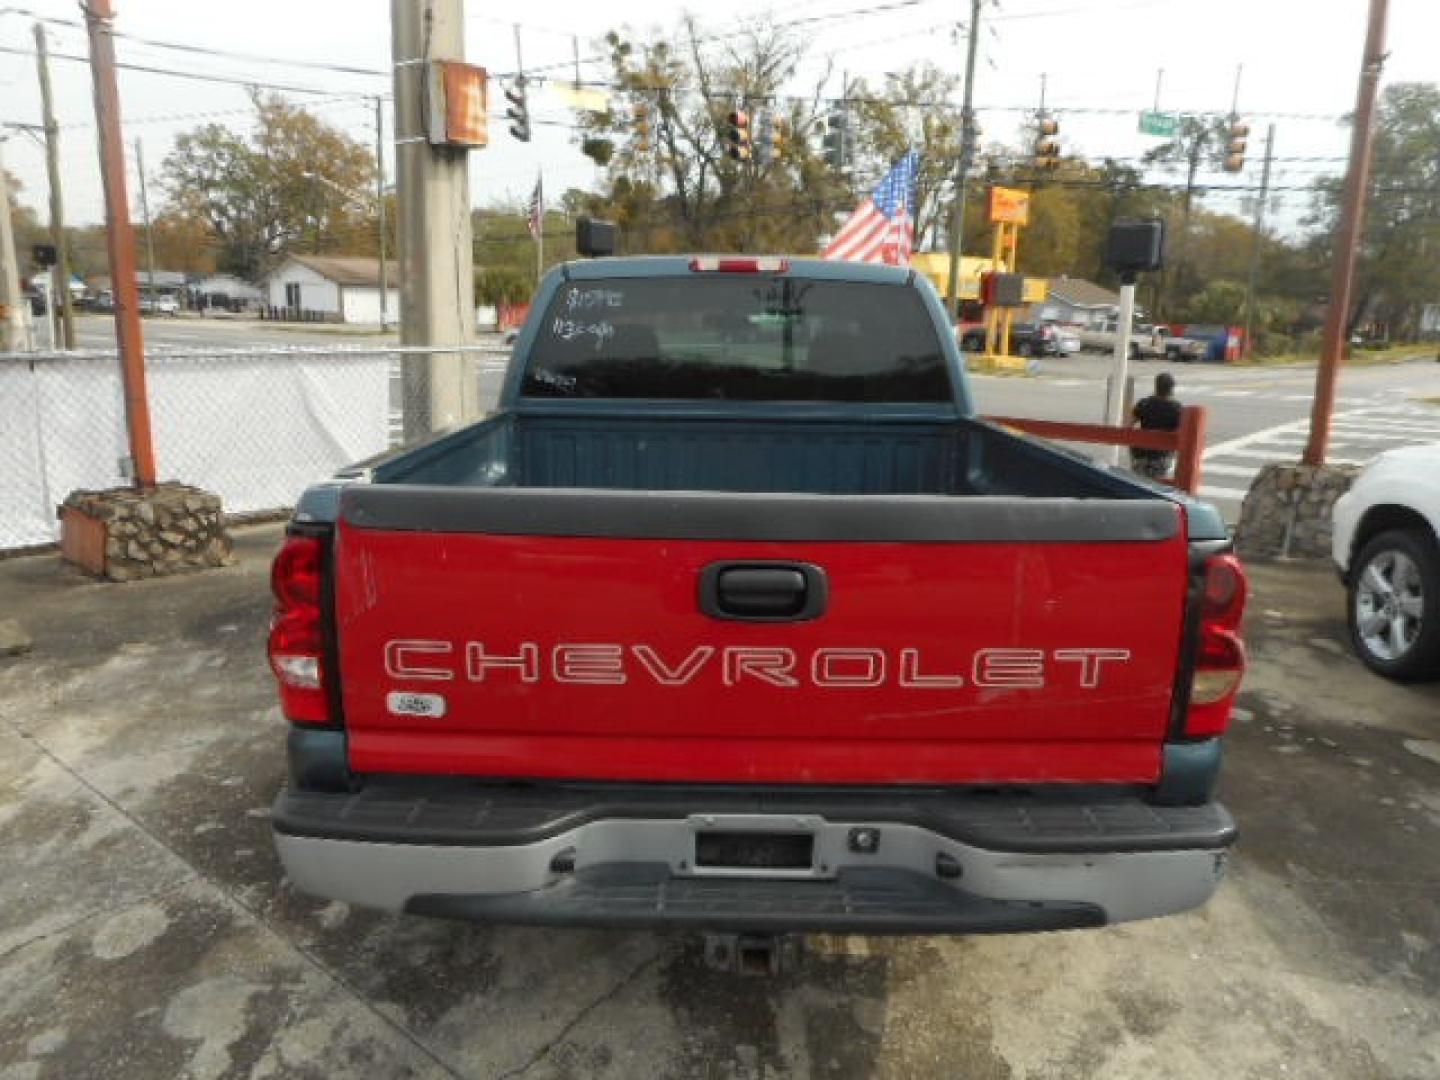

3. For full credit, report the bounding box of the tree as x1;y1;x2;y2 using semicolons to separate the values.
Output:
4;169;44;276
574;19;847;254
1307;82;1440;339
850;65;962;249
471;203;579;303
1143;116;1235;316
160;91;375;279
1181;279;1247;323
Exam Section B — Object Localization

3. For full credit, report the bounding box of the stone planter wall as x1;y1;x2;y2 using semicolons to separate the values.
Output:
59;485;235;582
1234;463;1359;560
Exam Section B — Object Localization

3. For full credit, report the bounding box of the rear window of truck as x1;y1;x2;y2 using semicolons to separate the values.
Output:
522;276;951;402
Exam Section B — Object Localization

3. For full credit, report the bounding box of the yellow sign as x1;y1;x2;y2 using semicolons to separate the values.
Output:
988;186;1030;225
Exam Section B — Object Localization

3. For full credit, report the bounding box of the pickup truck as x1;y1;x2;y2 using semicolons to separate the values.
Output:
1077;323;1207;362
268;255;1246;939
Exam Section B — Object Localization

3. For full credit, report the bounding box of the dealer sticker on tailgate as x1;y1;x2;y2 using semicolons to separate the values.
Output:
386;691;447;719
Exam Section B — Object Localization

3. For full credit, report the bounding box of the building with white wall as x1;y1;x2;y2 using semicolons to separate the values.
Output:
263;255;400;325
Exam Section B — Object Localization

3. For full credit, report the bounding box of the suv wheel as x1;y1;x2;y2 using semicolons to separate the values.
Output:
1347;528;1440;681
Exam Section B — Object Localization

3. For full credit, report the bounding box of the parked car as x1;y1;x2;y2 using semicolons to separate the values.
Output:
1333;442;1440;680
958;320;1063;357
268;257;1247;951
140;294;180;316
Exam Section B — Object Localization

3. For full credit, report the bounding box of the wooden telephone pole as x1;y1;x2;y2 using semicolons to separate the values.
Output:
1305;0;1389;465
34;24;76;349
84;0;157;486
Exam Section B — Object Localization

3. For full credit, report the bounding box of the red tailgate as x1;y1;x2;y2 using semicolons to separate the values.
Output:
333;514;1191;785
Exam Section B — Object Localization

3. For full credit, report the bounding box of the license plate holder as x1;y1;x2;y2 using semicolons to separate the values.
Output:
686;814;826;878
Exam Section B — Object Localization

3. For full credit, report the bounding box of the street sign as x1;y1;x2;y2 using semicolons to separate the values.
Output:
988;186;1030;225
1138;111;1179;138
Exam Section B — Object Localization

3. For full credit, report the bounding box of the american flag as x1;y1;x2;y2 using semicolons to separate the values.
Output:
822;151;920;264
527;174;544;241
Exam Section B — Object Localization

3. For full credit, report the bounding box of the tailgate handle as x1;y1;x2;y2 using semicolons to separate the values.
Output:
701;562;827;622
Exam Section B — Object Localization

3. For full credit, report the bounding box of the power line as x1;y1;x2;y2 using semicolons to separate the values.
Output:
0;43;371;97
500;0;943;78
0;8;388;79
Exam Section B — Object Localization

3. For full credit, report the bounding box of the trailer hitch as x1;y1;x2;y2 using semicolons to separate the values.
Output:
702;932;804;976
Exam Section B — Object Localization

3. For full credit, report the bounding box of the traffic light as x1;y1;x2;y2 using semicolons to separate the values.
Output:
1224;118;1249;172
823;109;849;168
505;75;531;143
635;101;651;153
772;117;790;158
755;112;775;163
1033;116;1060;170
725;109;751;161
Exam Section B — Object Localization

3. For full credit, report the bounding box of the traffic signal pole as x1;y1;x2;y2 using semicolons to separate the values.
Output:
944;0;982;320
1305;0;1389;466
84;0;157;488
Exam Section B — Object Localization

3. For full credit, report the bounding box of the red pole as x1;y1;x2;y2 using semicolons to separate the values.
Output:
1173;405;1207;495
84;0;157;488
1304;0;1389;466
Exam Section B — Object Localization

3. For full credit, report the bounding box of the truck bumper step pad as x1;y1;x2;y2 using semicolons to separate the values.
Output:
406;864;1106;934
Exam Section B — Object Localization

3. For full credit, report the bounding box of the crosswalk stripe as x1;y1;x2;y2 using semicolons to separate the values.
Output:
1203;463;1261;477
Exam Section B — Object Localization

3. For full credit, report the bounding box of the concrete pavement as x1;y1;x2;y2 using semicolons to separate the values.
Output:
0;526;1436;1079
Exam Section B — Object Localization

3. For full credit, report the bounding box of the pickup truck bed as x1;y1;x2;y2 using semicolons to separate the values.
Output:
367;408;1157;498
270;256;1244;936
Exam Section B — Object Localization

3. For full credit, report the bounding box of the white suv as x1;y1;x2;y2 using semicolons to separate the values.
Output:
1332;443;1440;680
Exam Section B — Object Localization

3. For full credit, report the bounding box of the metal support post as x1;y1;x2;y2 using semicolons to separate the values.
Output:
375;95;390;331
1105;276;1139;465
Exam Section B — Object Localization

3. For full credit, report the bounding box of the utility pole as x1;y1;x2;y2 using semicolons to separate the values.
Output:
0;140;27;352
392;0;476;439
1306;0;1389;466
35;24;75;349
1241;124;1275;360
374;95;389;330
944;0;982;321
134;138;158;298
84;0;157;487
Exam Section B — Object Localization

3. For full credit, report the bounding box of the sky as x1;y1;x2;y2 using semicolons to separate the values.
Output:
1;0;1435;242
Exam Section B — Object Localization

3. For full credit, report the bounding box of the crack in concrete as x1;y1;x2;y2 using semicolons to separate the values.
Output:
493;945;667;1080
0;715;469;1080
0;875;197;966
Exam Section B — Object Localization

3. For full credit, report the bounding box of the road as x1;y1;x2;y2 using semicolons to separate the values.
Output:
970;350;1440;522
71;313;402;350
69;316;1440;522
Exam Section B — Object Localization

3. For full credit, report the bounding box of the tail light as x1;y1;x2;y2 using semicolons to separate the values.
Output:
267;533;330;725
1185;554;1248;736
689;257;791;273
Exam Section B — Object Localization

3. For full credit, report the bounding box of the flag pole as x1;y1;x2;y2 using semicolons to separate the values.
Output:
535;173;544;286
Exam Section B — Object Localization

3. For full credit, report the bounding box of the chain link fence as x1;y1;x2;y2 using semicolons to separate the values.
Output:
0;344;508;551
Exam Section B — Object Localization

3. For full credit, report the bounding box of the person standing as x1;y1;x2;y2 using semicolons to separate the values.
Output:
1129;372;1182;479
